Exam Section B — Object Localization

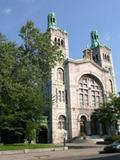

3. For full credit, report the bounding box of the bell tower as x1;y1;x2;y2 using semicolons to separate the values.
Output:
90;30;116;94
47;12;69;59
47;12;69;143
90;30;113;70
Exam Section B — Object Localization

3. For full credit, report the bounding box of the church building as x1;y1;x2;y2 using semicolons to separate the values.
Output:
47;13;116;144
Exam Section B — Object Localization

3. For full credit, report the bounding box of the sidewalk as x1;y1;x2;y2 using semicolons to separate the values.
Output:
0;148;102;160
0;141;104;156
0;136;105;155
0;146;67;155
0;140;105;160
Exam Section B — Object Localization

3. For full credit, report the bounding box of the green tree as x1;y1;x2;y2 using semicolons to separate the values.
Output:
19;21;63;81
92;95;120;135
0;21;63;143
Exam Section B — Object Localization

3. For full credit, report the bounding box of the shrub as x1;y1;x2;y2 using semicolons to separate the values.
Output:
104;135;120;144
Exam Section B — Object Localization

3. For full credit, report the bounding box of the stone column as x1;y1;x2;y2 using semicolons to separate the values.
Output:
98;123;103;135
86;121;91;135
117;120;120;134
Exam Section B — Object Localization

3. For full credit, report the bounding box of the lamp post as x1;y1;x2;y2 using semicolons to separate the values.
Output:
63;131;67;147
117;120;120;135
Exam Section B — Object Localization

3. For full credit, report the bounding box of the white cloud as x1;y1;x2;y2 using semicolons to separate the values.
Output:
2;8;12;15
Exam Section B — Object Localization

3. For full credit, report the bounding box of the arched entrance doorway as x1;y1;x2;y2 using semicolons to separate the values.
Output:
90;116;107;135
91;116;98;135
80;115;87;137
37;126;48;143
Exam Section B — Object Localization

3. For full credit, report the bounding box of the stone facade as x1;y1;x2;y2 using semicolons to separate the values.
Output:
47;13;116;144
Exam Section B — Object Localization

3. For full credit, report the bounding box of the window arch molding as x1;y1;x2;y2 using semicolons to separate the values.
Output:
57;68;64;82
58;115;66;130
77;73;104;89
77;113;89;122
78;74;104;88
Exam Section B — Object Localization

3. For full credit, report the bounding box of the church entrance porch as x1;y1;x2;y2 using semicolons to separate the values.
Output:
79;114;105;139
90;115;107;136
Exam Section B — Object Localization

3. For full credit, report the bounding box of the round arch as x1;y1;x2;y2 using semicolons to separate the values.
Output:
37;125;48;144
78;113;89;121
77;114;90;137
56;113;66;120
57;67;64;82
78;73;104;109
57;114;66;130
76;72;105;91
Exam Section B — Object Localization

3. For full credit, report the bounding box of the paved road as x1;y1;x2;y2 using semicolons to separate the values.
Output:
82;154;120;160
0;148;120;160
49;153;120;160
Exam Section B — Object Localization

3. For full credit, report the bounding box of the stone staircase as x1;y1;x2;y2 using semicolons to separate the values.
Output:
86;135;104;143
67;135;104;149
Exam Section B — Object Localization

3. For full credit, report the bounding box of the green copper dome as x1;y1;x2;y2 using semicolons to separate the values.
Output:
47;12;57;29
90;30;100;48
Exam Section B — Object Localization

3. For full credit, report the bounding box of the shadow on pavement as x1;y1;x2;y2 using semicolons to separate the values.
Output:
82;154;120;160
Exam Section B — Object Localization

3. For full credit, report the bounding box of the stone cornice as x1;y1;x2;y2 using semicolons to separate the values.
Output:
64;58;108;72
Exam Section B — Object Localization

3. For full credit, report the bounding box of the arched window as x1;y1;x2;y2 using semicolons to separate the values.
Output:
58;38;60;46
96;54;98;61
78;74;103;108
103;53;105;59
58;115;66;129
105;54;107;60
51;17;52;23
61;39;64;47
57;68;64;82
53;18;55;23
107;55;110;62
109;80;113;93
54;37;57;43
93;56;95;61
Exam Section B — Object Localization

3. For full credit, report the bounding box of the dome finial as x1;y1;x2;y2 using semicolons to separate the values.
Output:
47;12;57;29
90;30;100;48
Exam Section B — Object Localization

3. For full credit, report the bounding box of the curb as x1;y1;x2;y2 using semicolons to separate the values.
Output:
68;145;104;149
0;147;68;155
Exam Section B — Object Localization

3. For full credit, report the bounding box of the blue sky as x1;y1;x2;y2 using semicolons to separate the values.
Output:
0;0;120;92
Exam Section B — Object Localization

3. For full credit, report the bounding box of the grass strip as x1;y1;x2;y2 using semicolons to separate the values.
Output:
0;143;56;151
